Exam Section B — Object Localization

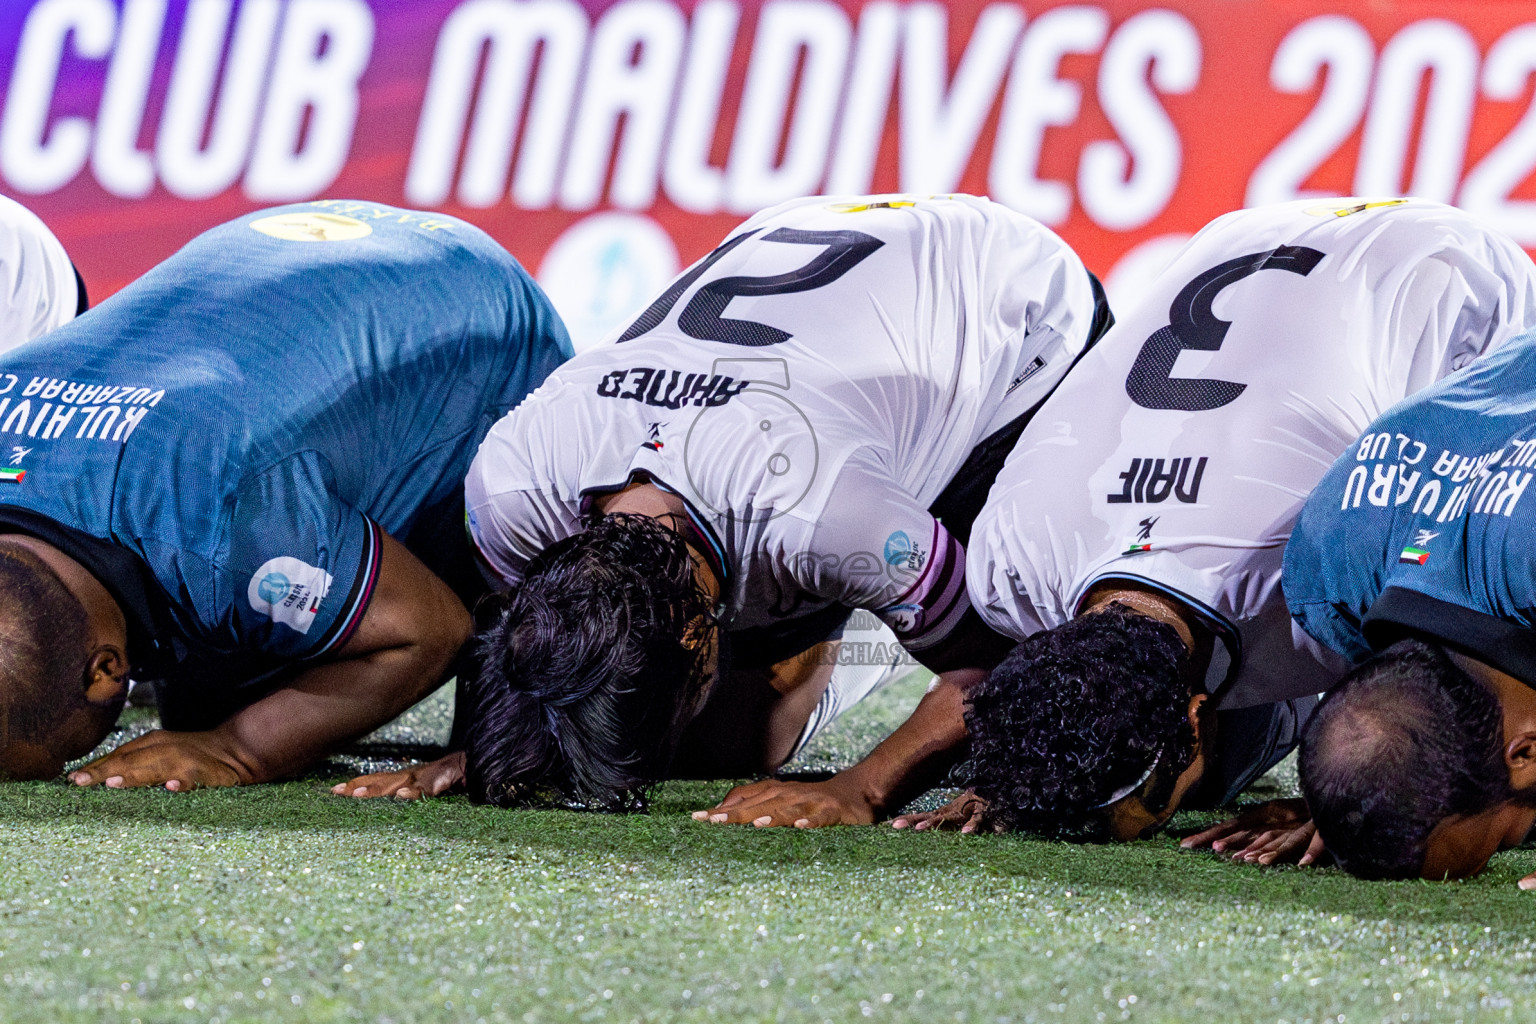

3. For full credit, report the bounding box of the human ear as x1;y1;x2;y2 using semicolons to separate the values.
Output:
82;646;130;706
1504;731;1536;790
1186;693;1210;740
680;615;712;651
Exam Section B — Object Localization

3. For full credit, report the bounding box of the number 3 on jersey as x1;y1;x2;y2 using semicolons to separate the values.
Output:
618;228;883;346
1126;245;1325;411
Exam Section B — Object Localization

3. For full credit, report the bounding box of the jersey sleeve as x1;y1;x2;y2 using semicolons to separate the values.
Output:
463;483;559;589
789;451;987;668
463;419;581;589
212;452;384;661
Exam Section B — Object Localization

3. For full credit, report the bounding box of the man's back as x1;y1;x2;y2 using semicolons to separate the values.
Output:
468;193;1098;640
970;198;1536;707
0;201;570;690
1287;329;1536;679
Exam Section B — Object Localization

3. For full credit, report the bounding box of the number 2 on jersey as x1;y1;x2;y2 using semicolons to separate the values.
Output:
1126;245;1325;411
618;228;883;346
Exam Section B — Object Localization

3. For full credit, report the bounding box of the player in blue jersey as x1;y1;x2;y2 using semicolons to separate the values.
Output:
0;201;571;789
1282;329;1536;884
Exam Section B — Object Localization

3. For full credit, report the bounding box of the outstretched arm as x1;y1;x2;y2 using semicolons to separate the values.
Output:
694;667;983;827
70;532;470;790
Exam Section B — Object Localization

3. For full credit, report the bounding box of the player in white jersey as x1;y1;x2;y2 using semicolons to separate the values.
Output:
896;199;1536;846
0;195;85;352
343;194;1109;813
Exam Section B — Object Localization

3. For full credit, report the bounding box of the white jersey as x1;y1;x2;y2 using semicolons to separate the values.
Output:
0;195;78;351
467;194;1098;664
969;198;1536;707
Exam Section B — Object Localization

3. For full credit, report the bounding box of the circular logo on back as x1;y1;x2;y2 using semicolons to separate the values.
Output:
250;212;373;242
257;572;291;604
537;213;680;352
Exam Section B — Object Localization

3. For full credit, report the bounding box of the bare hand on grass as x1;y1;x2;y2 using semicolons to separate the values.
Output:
692;776;876;828
890;789;994;833
332;751;465;800
69;729;250;791
1181;798;1326;866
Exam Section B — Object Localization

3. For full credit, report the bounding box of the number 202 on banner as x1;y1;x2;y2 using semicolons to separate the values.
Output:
1248;15;1536;243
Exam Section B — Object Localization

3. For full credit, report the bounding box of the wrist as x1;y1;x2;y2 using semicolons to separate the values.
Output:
833;761;890;817
207;725;267;785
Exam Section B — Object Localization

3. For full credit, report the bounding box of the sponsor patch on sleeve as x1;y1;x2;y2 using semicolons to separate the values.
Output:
248;556;334;634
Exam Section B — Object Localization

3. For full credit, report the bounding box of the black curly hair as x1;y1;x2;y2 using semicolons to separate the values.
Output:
463;513;720;811
960;604;1196;837
1300;639;1521;880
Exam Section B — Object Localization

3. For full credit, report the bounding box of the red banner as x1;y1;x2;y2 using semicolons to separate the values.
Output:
4;0;1536;347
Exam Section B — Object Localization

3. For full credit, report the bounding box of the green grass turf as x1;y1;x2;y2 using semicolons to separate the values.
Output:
3;678;1535;1023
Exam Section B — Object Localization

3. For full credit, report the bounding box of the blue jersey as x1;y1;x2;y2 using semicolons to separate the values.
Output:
0;201;571;719
1286;328;1536;684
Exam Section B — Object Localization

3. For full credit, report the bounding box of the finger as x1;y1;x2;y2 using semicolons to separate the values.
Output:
71;752;133;786
338;770;403;790
742;801;810;827
1182;819;1246;849
334;770;418;798
1298;829;1326;867
1209;829;1258;853
793;805;843;829
890;816;913;829
394;787;420;801
1264;826;1318;866
706;793;796;824
1241;830;1289;863
1519;873;1536;891
915;812;959;833
91;753;176;790
712;783;774;810
707;804;778;824
744;798;819;827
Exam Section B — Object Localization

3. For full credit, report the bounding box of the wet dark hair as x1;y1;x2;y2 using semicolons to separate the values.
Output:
464;513;719;811
0;543;92;778
1300;639;1514;880
961;605;1194;837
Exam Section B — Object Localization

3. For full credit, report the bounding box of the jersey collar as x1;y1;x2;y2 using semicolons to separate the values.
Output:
1075;571;1245;704
577;474;732;599
0;507;173;679
1364;586;1536;687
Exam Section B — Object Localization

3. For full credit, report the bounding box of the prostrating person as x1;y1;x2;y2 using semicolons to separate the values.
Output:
897;199;1536;847
1282;327;1536;884
0;201;571;788
336;194;1110;818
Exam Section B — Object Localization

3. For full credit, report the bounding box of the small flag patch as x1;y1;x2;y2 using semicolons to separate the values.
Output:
1123;542;1152;556
1400;546;1429;565
0;467;24;484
